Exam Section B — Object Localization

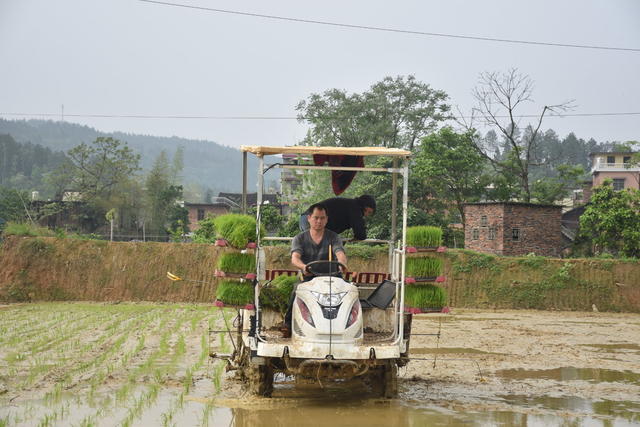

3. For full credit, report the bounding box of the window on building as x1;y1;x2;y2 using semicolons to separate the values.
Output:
488;227;496;240
480;215;488;226
623;156;631;164
512;228;520;242
613;178;625;191
472;228;479;240
197;209;205;221
607;155;615;165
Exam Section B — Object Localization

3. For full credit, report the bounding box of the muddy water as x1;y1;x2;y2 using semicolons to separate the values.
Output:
495;367;640;384
2;306;640;426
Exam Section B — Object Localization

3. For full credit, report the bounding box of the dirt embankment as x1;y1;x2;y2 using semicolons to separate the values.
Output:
1;236;639;312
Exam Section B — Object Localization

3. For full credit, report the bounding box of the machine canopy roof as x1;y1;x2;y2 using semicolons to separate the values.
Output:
240;145;411;157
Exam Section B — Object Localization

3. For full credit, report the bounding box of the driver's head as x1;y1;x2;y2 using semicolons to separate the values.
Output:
307;203;328;231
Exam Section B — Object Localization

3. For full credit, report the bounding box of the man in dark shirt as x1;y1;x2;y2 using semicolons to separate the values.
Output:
282;203;348;337
299;194;376;240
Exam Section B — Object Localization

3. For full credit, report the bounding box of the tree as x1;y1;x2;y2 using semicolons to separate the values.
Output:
45;137;140;233
578;181;640;258
297;75;450;150
530;164;585;204
249;204;284;234
53;137;140;201
145;151;189;238
414;128;490;226
0;187;29;228
468;69;572;202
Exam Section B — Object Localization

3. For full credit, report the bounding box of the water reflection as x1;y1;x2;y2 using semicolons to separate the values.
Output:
494;367;640;384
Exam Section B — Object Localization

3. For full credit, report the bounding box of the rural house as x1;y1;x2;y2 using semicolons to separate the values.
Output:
589;151;640;191
463;202;563;257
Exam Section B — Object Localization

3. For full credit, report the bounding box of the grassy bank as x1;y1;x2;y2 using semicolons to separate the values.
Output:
0;236;638;312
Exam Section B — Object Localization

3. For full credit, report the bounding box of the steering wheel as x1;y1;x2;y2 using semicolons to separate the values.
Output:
304;260;346;277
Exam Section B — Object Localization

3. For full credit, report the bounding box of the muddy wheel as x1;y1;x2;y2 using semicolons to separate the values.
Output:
381;362;398;398
248;362;274;397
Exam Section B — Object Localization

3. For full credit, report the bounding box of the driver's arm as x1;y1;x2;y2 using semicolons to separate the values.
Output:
291;251;306;272
335;250;348;273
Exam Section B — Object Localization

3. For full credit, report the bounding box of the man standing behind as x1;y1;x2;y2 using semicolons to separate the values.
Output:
299;194;376;241
283;203;347;337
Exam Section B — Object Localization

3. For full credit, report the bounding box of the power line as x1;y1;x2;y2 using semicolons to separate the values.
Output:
138;0;640;53
2;111;640;120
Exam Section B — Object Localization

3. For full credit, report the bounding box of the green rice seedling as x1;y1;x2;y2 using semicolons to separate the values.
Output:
405;257;444;277
216;253;256;273
260;275;298;313
404;284;447;309
213;214;265;248
201;395;216;427
215;280;254;306
406;226;443;247
211;360;225;393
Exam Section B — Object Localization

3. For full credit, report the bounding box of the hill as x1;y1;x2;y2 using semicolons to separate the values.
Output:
0;119;280;199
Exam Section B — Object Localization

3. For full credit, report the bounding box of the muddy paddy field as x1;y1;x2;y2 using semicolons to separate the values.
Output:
0;303;638;426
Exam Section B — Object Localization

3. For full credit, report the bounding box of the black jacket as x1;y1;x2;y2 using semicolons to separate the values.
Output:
306;197;367;240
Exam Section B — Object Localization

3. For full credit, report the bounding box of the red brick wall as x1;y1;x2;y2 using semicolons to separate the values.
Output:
464;203;562;257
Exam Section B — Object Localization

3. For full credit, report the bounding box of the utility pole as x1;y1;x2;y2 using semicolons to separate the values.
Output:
61;104;64;122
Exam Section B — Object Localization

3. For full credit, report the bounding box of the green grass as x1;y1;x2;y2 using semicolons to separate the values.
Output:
406;226;443;247
2;221;56;237
260;274;298;313
404;284;447;309
213;214;265;248
215;280;254;305
406;257;443;277
216;253;256;273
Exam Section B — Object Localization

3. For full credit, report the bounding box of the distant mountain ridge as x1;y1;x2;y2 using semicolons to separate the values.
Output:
0;119;279;197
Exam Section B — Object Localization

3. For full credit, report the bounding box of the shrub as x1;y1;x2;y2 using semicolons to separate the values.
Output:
405;257;443;277
217;253;256;273
404;284;447;309
2;222;56;237
406;226;443;247
192;217;216;243
215;280;254;306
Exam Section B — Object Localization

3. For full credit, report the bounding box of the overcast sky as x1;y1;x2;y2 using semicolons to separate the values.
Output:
1;0;639;149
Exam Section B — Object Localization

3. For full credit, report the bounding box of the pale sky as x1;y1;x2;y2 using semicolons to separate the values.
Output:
1;0;639;149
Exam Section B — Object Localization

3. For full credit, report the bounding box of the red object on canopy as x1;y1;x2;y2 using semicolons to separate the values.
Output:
313;154;365;195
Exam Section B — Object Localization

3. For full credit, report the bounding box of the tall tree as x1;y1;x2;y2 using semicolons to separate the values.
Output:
145;151;188;237
296;75;450;150
51;136;140;201
468;69;572;202
414;128;490;226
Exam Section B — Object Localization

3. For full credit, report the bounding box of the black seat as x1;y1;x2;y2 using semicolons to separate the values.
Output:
360;280;396;310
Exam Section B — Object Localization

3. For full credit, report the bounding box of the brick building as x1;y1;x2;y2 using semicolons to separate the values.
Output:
463;202;563;257
184;202;232;232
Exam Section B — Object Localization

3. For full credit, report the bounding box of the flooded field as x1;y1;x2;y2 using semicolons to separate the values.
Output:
1;303;639;426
